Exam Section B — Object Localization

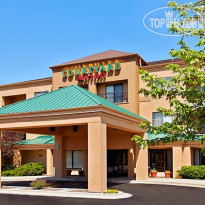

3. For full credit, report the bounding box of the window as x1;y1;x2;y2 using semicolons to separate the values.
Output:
34;91;49;97
66;151;82;169
105;84;123;103
155;77;172;90
152;112;173;127
194;148;205;165
199;86;204;92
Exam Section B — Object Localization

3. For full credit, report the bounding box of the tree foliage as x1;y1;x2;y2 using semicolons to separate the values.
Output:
132;0;205;147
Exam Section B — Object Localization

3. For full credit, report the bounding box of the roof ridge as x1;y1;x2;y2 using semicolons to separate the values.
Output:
50;50;140;68
72;85;102;105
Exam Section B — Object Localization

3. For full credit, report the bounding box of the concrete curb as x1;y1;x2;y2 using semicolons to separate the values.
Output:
0;186;132;200
130;180;205;189
2;176;47;182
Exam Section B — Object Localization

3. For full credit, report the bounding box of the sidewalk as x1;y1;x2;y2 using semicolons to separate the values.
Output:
0;186;132;199
131;177;205;188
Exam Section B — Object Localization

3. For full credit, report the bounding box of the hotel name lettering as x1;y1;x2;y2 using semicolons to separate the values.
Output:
62;63;121;81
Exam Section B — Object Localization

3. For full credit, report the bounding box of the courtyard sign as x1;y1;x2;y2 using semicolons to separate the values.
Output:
62;63;121;81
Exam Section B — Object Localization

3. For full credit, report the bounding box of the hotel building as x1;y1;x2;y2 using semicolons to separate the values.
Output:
0;50;204;192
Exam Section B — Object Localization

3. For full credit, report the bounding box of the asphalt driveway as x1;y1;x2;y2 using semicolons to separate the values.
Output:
0;182;204;205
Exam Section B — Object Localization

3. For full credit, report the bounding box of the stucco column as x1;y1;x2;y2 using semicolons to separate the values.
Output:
88;122;107;193
0;131;1;187
182;147;192;166
128;148;135;179
46;149;54;176
82;149;88;178
136;133;148;180
127;63;139;114
172;146;183;178
55;135;66;178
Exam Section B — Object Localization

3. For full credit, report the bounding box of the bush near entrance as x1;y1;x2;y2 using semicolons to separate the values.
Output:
177;166;205;180
2;162;44;176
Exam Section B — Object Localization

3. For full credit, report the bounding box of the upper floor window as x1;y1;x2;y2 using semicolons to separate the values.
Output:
105;84;124;103
34;91;49;97
155;77;172;91
152;112;173;127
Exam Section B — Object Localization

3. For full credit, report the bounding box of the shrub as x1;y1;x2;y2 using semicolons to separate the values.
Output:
104;189;119;194
1;165;15;172
2;162;44;177
177;166;205;179
30;179;47;190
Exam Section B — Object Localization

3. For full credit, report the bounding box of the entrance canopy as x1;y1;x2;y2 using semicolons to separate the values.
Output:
0;84;148;192
0;85;147;133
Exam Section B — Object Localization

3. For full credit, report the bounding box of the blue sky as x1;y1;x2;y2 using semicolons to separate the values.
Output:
0;0;196;85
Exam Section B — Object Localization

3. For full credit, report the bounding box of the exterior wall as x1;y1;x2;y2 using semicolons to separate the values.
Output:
139;63;186;121
0;78;52;140
21;150;47;172
51;57;140;114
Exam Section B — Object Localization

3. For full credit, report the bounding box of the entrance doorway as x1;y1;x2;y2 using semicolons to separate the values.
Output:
107;150;128;177
149;149;173;172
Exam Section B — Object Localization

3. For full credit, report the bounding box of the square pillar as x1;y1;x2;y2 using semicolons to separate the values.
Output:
47;149;54;176
172;146;183;178
182;147;192;166
54;136;66;178
136;133;148;180
88;122;107;193
128;148;135;179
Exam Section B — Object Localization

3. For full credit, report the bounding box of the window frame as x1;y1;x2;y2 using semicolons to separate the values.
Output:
66;150;83;169
152;112;173;127
105;83;124;103
34;91;49;97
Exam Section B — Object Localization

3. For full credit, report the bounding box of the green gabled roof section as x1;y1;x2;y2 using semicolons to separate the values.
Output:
0;84;147;121
21;136;55;145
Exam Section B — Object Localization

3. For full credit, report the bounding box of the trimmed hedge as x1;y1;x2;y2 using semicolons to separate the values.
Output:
177;165;205;179
2;163;44;177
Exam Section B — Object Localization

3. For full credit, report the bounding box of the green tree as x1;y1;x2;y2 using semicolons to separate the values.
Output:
132;0;205;151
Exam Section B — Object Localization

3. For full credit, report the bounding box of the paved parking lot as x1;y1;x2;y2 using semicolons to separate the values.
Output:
0;181;204;205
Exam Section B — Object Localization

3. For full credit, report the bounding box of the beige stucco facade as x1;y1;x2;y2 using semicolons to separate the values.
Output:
0;51;204;192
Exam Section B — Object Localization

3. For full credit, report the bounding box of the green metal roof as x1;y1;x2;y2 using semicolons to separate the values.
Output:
22;135;54;145
148;132;204;141
148;132;166;140
0;84;147;121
